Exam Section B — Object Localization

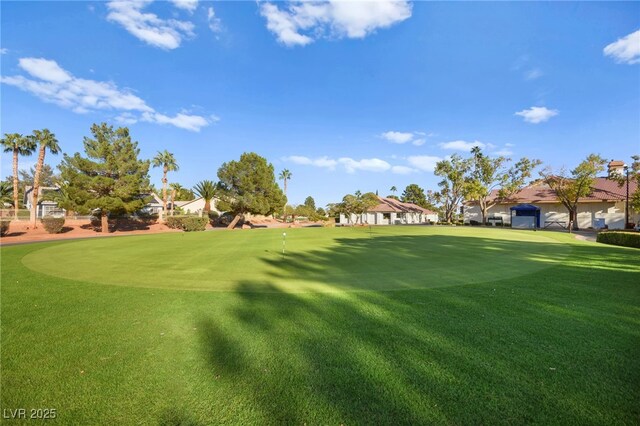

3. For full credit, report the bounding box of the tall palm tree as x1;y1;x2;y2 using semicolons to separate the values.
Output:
279;169;292;196
168;183;183;216
193;180;217;216
390;186;397;195
1;133;36;219
29;129;60;228
152;150;179;222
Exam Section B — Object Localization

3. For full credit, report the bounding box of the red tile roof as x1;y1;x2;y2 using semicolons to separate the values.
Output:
468;177;637;204
369;197;436;214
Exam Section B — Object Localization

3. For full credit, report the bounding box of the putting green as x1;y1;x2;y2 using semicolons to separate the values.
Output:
22;226;571;292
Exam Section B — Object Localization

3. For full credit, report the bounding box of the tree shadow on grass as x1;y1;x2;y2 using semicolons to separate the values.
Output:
194;235;640;424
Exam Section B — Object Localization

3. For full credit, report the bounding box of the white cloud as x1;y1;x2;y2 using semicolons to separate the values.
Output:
381;130;428;146
381;131;413;144
439;140;485;151
339;157;391;173
19;57;72;84
115;112;138;125
1;57;213;132
284;156;338;170
505;143;515;147
260;0;412;47
493;148;513;156
106;0;195;50
171;0;198;13
0;48;8;55
407;155;442;172
207;7;222;34
515;106;558;124
391;165;416;174
603;29;640;65
524;68;543;80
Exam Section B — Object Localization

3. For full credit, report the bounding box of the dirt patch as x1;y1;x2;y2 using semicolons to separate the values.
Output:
0;219;182;246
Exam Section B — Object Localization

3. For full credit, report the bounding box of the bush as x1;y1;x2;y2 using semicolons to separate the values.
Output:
165;215;208;231
181;216;208;232
597;231;640;249
1;220;11;236
165;216;184;229
42;216;65;234
469;220;480;226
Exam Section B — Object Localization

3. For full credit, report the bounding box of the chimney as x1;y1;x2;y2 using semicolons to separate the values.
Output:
607;160;625;177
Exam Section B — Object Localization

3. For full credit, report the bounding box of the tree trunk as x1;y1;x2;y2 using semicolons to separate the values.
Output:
30;146;46;228
160;170;167;223
204;199;211;216
101;213;109;234
569;208;579;232
12;149;19;219
481;206;487;225
227;214;242;229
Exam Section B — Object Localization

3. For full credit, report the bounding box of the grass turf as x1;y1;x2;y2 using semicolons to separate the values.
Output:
1;226;639;424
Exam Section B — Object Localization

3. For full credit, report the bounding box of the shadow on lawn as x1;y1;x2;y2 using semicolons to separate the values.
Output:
195;235;640;424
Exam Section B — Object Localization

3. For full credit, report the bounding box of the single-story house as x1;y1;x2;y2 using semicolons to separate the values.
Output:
173;197;222;216
464;162;638;230
339;196;438;225
23;186;65;218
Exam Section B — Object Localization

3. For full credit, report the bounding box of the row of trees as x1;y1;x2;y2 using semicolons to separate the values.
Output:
2;123;290;233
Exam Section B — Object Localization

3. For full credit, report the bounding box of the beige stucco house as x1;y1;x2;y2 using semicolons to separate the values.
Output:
340;196;438;225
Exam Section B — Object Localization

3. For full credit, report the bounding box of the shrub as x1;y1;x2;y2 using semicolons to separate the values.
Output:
181;216;208;232
165;216;184;229
165;215;208;231
597;231;640;249
42;216;65;234
469;220;480;226
1;220;11;236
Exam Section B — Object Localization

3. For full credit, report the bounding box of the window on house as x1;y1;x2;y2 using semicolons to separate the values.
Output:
383;213;391;220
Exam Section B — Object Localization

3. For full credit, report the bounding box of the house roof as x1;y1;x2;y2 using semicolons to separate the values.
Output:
368;196;436;214
468;177;637;205
175;197;203;208
608;160;625;167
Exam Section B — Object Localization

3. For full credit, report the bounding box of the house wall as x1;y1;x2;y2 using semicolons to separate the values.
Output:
339;211;436;225
464;201;636;230
179;198;222;215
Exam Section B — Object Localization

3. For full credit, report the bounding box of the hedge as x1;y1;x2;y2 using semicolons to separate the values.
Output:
42;216;66;234
596;231;640;249
0;220;11;236
166;215;208;232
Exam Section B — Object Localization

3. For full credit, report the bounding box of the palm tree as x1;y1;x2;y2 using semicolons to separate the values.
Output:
279;169;292;196
1;133;36;219
152;150;179;222
390;186;397;195
193;180;217;216
29;129;60;228
0;181;14;206
168;183;183;216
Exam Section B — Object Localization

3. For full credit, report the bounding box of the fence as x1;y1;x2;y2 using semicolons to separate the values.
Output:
0;209;92;221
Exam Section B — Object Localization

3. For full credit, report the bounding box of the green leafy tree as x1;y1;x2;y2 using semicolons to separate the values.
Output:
58;123;150;233
152;150;179;222
19;164;57;187
1;133;36;218
401;184;429;208
217;153;286;228
466;147;542;224
304;196;316;210
340;191;379;224
540;154;607;231
608;155;640;222
193;180;217;216
434;154;472;223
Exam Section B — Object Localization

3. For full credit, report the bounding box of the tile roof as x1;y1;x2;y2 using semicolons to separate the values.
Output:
368;196;436;214
469;177;637;204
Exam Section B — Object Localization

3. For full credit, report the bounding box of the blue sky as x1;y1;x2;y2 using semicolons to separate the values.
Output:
1;1;639;207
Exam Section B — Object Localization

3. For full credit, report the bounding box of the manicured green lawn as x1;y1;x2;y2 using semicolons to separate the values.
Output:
1;226;639;424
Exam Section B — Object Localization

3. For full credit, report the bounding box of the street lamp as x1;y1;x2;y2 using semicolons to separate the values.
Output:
624;165;629;229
